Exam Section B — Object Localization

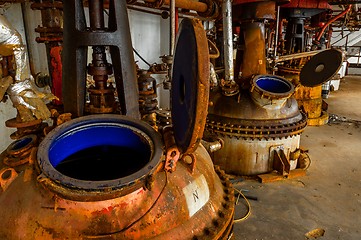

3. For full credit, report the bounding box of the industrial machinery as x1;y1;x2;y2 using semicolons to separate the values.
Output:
277;48;343;125
204;0;307;176
0;0;234;237
206;74;307;176
276;1;347;125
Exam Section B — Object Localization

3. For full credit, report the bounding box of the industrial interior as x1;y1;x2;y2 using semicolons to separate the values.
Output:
0;0;360;239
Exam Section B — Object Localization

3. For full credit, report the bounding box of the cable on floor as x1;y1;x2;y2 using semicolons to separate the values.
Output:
233;187;252;223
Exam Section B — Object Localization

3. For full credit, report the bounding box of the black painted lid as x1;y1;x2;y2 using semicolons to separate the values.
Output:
300;48;343;87
171;18;210;154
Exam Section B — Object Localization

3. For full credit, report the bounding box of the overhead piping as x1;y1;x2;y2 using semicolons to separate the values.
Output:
142;0;208;13
316;4;352;42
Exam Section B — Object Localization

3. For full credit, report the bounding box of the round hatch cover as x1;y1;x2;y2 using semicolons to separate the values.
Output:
300;48;343;87
171;18;210;154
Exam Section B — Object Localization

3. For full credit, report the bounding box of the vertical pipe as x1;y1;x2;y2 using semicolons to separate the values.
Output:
170;0;176;56
88;0;104;29
222;0;234;83
274;5;280;59
175;8;179;35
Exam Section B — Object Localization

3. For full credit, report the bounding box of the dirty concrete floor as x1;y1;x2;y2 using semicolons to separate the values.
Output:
232;75;361;240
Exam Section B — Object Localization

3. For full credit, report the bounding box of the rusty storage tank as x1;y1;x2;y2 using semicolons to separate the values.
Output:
0;18;234;239
277;49;343;126
206;75;307;176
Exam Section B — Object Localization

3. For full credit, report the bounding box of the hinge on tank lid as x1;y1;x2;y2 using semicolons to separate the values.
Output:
273;149;290;176
162;126;180;173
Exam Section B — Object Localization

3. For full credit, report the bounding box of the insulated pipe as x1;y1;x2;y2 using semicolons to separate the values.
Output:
222;0;234;83
315;4;352;42
0;15;30;82
143;0;208;13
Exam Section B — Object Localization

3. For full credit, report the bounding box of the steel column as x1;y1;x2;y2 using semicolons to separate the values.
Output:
62;0;140;118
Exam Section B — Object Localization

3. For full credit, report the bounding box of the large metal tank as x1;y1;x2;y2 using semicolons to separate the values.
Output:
0;18;234;239
206;75;307;175
278;49;343;126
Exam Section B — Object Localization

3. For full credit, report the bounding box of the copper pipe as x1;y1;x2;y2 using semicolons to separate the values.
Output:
143;0;208;13
316;4;352;42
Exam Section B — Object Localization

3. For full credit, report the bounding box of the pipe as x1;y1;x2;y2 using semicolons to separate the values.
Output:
316;4;352;42
170;0;175;56
274;5;280;58
175;8;179;34
127;4;199;19
201;138;223;153
275;49;323;63
142;0;208;13
222;0;234;83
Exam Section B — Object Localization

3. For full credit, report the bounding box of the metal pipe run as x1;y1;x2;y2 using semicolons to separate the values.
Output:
316;4;352;42
222;0;234;83
275;50;323;63
274;5;280;58
142;0;208;13
170;0;175;55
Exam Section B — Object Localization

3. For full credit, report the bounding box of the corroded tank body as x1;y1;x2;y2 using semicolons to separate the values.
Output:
278;66;328;126
0;115;234;239
206;75;307;175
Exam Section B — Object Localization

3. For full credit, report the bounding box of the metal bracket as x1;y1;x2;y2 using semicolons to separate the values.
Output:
164;146;180;173
273;149;290;176
162;126;180;173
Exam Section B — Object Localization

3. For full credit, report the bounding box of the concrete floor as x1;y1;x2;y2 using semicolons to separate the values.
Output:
232;75;361;240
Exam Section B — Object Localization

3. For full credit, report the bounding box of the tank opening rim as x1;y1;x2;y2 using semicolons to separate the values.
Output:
37;114;163;193
252;75;294;97
7;134;36;153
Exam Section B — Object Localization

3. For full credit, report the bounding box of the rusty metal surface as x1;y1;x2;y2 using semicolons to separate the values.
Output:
49;46;63;104
31;1;63;43
86;45;116;114
62;0;140;118
281;0;331;9
278;66;326;121
206;74;306;175
171;18;210;155
206;111;307;139
137;70;158;116
209;131;302;175
143;0;208;13
162;126;181;173
3;134;37;167
0;140;234;239
233;1;276;20
5;117;45;140
31;1;63;105
235;22;267;86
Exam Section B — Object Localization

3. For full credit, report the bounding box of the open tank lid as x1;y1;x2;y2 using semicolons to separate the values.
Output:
300;48;343;87
171;18;210;154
